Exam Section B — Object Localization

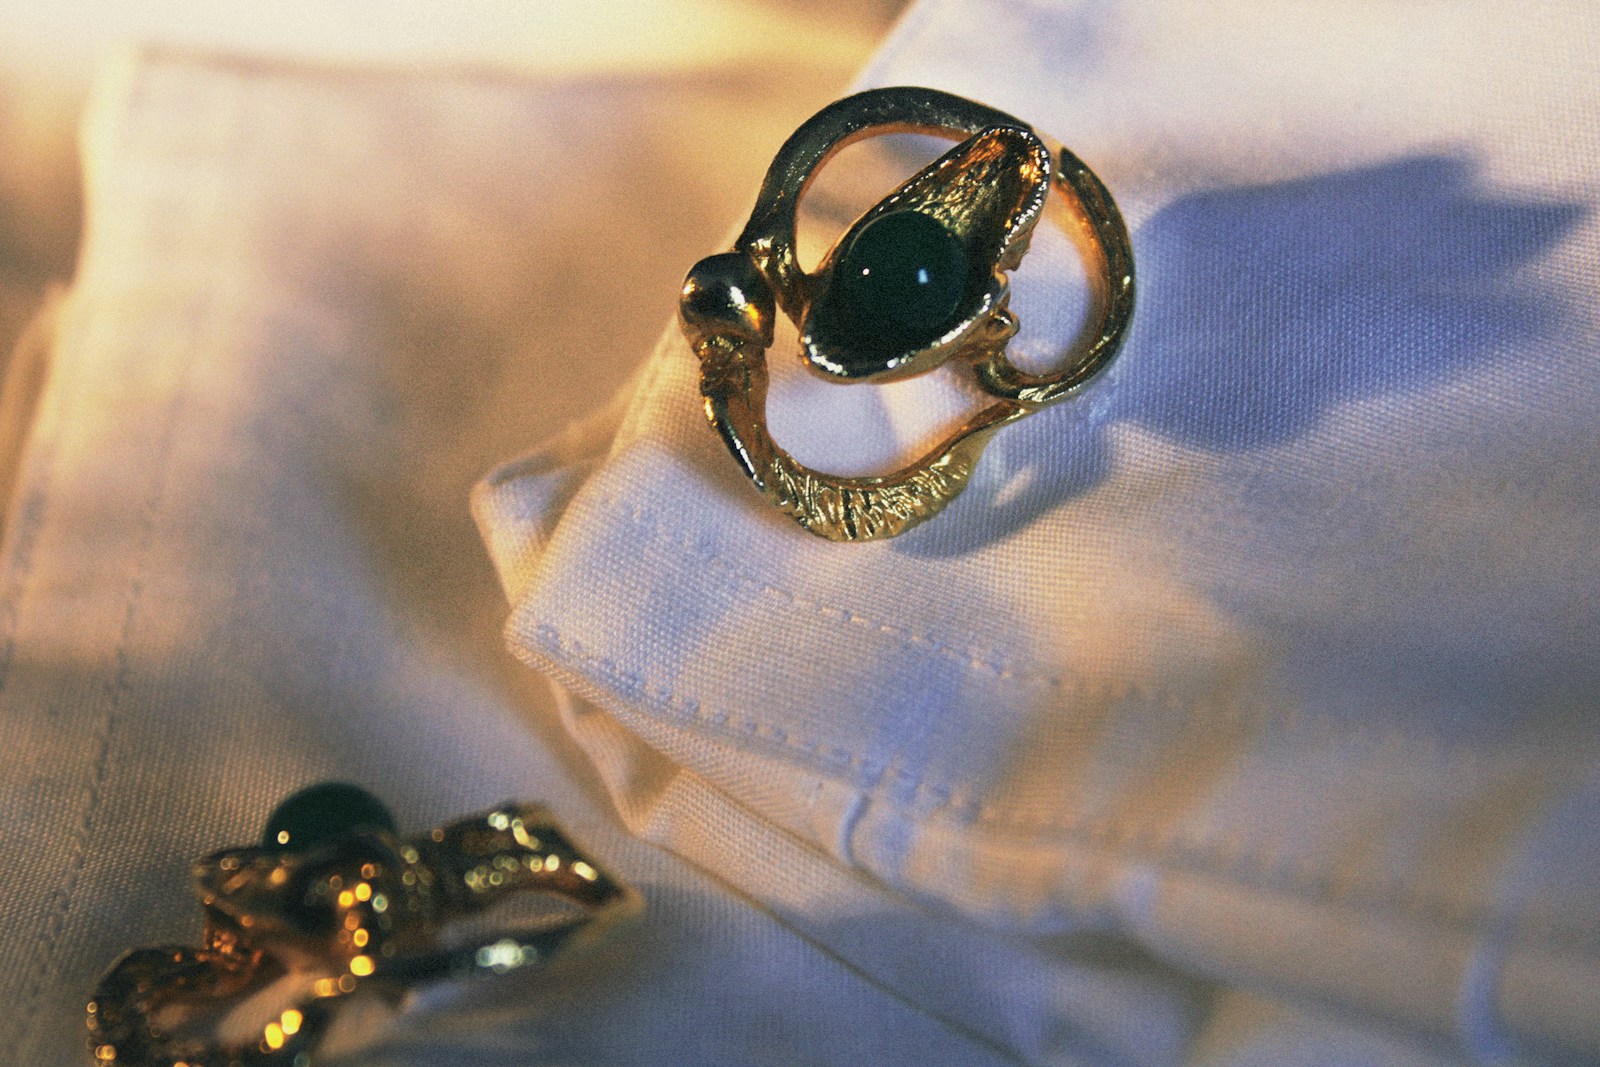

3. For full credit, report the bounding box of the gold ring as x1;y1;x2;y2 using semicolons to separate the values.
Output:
86;783;640;1066
680;86;1134;541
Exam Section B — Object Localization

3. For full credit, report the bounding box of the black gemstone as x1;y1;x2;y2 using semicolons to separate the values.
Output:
831;210;968;352
261;781;397;853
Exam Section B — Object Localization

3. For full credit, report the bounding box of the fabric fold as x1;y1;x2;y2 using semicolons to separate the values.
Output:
0;29;1050;1066
476;0;1600;1063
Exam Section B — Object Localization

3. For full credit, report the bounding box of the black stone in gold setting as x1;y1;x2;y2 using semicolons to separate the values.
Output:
797;125;1052;384
826;210;969;371
89;792;641;1067
680;87;1135;542
261;780;398;853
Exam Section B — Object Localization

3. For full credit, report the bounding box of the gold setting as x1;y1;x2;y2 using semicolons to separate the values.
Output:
86;803;640;1066
680;86;1134;541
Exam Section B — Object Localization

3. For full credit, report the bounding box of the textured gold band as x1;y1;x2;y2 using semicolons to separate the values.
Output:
680;86;1134;541
87;802;640;1066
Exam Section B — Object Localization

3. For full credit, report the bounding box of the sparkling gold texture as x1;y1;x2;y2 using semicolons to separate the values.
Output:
680;86;1135;541
85;802;640;1067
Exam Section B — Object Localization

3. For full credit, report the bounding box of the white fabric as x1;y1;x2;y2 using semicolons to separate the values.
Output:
0;28;1027;1067
475;1;1600;1065
0;1;1596;1064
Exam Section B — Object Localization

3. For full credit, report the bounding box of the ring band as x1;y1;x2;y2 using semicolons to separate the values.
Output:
680;86;1134;541
87;793;640;1066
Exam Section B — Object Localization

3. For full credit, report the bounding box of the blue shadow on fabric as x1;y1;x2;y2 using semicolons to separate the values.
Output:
896;155;1585;558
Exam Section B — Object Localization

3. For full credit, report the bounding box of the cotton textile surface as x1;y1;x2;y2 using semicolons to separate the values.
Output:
0;10;1008;1066
0;3;1595;1067
475;1;1600;1065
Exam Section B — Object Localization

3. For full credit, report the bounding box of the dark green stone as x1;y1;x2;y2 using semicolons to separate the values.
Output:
261;781;397;853
832;210;968;352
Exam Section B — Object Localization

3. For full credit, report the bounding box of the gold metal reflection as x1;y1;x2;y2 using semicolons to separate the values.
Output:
680;86;1135;541
86;804;640;1067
